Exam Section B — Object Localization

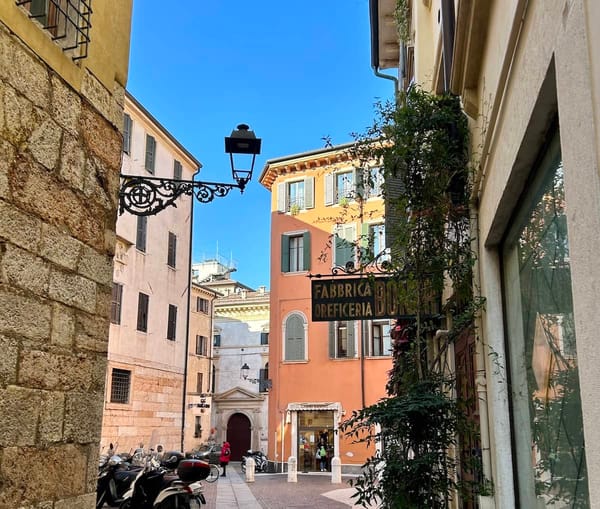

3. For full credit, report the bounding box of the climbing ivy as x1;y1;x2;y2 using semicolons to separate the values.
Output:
341;87;489;508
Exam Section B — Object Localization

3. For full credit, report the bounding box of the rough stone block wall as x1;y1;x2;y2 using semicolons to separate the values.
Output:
0;23;122;508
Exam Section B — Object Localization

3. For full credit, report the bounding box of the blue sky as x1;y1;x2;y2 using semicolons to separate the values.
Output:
126;0;395;290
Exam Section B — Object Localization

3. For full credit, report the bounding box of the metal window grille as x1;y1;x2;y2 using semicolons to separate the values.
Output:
16;0;92;60
110;368;130;404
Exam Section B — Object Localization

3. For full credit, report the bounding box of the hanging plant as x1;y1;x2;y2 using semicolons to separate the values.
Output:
395;0;411;43
343;87;489;508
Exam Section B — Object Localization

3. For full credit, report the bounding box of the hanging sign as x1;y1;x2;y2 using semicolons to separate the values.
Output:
311;276;425;322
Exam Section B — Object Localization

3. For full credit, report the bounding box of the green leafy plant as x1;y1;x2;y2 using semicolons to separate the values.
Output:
342;87;488;508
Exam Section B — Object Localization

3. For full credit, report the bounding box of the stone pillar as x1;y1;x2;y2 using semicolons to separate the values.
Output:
287;456;297;483
0;10;130;507
331;457;342;484
245;456;255;483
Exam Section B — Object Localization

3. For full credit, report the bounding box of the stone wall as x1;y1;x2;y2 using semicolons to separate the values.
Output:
0;22;122;508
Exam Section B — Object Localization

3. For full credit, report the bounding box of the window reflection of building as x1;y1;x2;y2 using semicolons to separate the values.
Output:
503;132;589;507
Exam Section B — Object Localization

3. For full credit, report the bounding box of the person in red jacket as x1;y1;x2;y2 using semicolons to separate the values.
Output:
219;441;231;477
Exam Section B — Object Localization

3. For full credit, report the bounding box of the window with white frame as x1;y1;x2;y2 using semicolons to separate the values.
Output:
284;313;306;361
325;169;356;205
333;224;356;268
364;167;384;198
277;177;314;212
366;319;392;356
329;321;356;358
360;222;389;263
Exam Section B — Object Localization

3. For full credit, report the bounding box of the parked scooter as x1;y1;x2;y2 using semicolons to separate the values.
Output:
241;450;269;473
97;454;141;508
118;457;209;508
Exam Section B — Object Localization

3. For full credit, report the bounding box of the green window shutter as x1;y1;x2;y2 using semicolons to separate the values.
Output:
281;234;290;272
360;223;369;261
277;182;287;212
324;173;334;206
302;232;311;271
304;177;315;209
329;322;336;358
286;314;304;361
347;321;356;358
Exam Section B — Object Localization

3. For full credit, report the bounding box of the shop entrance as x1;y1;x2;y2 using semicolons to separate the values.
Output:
297;410;334;472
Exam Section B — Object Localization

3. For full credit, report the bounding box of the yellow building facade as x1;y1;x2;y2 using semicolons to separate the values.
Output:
371;0;600;507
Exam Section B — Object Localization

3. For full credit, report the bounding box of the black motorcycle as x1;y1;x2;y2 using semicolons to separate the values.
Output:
97;454;141;508
241;450;269;473
119;458;209;508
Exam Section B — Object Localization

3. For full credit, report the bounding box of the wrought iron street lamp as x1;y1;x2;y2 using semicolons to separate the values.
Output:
240;362;272;389
119;124;261;216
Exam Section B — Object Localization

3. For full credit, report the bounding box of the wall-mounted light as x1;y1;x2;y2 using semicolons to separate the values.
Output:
240;362;272;390
119;124;261;216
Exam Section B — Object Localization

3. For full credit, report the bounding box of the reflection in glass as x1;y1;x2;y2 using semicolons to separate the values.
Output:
504;136;589;507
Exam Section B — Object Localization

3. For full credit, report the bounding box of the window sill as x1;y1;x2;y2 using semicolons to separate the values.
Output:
329;357;358;361
282;270;309;276
282;360;308;364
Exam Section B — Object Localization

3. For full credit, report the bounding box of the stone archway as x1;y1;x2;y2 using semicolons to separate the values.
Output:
226;412;251;460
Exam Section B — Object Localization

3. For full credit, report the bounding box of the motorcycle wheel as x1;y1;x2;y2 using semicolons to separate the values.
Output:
118;499;131;509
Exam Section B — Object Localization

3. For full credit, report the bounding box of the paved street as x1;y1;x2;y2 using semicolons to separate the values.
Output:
200;463;365;508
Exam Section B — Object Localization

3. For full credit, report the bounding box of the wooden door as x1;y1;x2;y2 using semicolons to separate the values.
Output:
226;413;251;461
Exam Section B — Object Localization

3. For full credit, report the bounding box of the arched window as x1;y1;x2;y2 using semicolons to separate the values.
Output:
284;313;306;361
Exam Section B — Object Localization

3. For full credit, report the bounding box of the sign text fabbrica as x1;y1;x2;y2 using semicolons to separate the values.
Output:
311;277;414;321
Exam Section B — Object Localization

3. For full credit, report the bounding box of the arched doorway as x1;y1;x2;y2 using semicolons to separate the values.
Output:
226;413;251;460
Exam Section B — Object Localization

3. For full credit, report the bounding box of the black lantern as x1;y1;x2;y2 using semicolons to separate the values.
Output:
240;362;251;380
119;124;261;216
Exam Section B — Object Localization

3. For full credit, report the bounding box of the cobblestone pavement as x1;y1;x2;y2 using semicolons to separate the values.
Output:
200;463;364;508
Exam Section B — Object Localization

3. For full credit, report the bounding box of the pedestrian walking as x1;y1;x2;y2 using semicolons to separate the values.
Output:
219;441;231;477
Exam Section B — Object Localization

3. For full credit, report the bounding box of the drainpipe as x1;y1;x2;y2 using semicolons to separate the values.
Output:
180;166;201;452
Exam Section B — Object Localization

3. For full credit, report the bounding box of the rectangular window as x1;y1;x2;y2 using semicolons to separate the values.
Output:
173;159;182;180
325;170;356;205
136;216;147;253
167;304;177;340
19;0;91;60
502;132;588;506
329;321;356;359
196;372;203;394
213;334;221;347
110;283;123;325
258;368;270;393
196;335;208;356
365;167;384;198
136;292;149;332
334;224;356;267
277;177;314;212
123;113;132;155
145;134;156;174
369;320;391;356
194;416;202;438
110;368;131;404
260;332;269;345
281;232;311;272
196;297;209;313
167;232;177;268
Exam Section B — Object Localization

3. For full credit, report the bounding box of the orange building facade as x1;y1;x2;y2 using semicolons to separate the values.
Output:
260;143;392;473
